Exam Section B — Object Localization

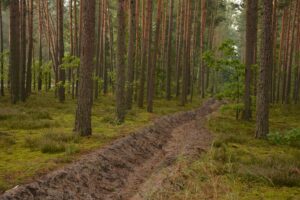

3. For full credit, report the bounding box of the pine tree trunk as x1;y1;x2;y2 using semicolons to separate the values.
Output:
285;0;299;104
20;0;27;102
271;0;277;103
75;0;96;136
256;0;273;138
116;0;127;122
200;0;207;98
294;1;300;103
282;8;291;103
69;0;73;96
26;0;33;97
166;0;174;100
0;0;4;96
181;0;191;105
134;0;140;102
175;0;183;97
138;0;152;108
10;0;21;104
276;9;287;102
147;0;162;112
243;0;258;120
57;0;65;102
94;0;102;100
126;0;136;110
38;0;43;91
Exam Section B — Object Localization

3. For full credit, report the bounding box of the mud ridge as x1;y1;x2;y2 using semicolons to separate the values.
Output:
0;99;221;200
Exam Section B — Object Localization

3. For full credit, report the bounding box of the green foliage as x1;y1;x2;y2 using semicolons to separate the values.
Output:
61;55;80;70
203;40;244;102
0;50;9;81
268;129;300;147
204;40;245;118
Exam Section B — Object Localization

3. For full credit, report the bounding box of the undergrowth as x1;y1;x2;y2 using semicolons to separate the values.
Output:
0;92;202;193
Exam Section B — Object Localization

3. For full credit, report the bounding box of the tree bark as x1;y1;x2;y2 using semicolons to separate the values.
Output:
26;0;34;97
147;0;162;112
10;0;21;104
57;0;65;102
166;0;174;100
243;0;258;120
200;0;207;98
256;0;273;138
75;0;96;136
0;0;4;96
20;0;27;102
126;0;136;110
285;0;299;104
116;0;127;122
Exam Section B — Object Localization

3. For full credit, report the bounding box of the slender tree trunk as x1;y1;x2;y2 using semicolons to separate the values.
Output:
26;0;33;97
38;0;43;91
0;0;4;96
271;0;277;103
103;1;108;95
126;0;136;109
190;0;199;102
276;9;286;103
181;0;191;105
134;0;140;102
75;0;96;136
74;0;79;97
294;1;300;103
138;0;152;108
147;0;162;112
166;0;174;100
57;0;65;102
69;0;73;96
243;0;258;120
285;0;299;104
256;0;273;138
282;8;291;103
200;0;207;98
94;0;102;100
10;0;21;104
20;0;27;102
175;0;183;97
116;0;127;122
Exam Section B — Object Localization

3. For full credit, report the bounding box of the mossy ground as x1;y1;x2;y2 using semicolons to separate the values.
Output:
150;104;300;200
0;92;202;193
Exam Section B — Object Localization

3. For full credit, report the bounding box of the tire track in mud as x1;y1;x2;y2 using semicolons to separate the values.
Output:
0;99;222;200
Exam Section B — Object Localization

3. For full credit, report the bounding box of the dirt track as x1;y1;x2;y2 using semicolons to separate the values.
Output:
0;99;221;200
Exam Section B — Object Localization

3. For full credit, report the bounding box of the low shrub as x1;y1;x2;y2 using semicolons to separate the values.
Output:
268;128;300;147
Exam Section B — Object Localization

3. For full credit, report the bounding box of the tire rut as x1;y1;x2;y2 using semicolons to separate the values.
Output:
0;99;222;200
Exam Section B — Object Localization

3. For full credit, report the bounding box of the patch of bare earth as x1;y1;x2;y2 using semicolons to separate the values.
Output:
0;99;222;200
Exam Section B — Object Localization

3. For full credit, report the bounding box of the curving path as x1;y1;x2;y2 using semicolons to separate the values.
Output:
0;99;222;200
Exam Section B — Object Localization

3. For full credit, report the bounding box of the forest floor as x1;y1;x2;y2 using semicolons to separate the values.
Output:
1;93;300;200
0;92;203;193
148;104;300;200
0;100;220;200
0;98;221;200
